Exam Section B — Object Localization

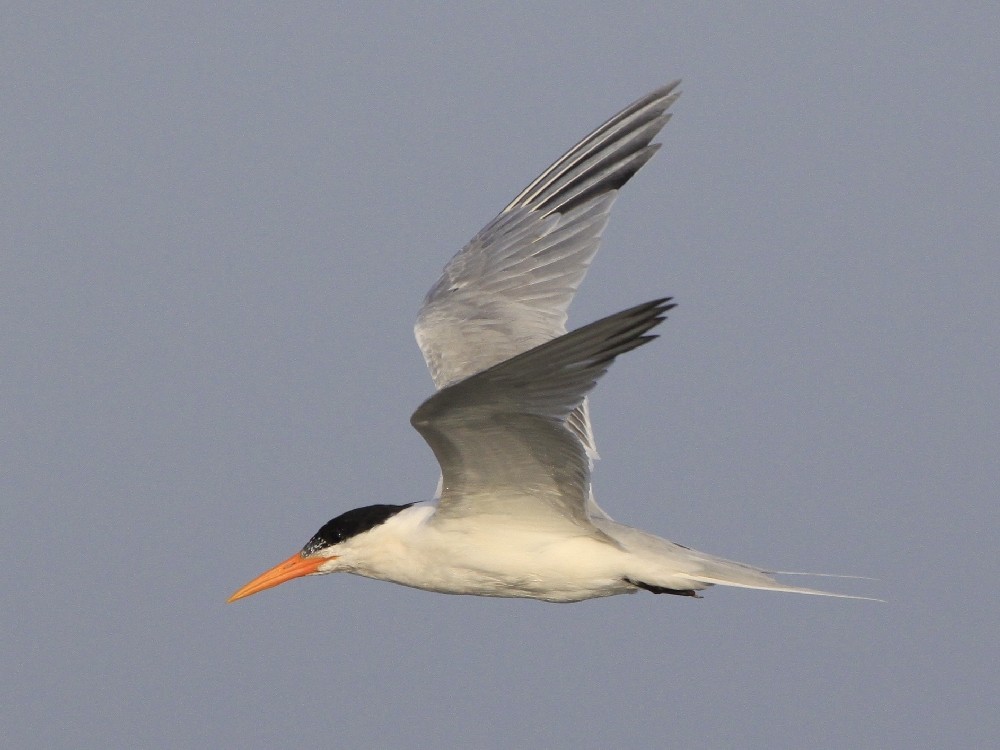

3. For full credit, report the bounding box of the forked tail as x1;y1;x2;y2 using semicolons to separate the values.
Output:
676;561;881;601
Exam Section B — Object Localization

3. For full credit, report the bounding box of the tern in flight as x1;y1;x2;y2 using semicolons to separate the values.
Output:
230;81;869;604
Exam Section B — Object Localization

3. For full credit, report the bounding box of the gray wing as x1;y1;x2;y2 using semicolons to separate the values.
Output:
414;82;680;463
411;299;674;530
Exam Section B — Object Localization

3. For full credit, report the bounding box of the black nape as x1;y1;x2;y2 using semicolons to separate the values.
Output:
625;578;701;598
302;503;415;556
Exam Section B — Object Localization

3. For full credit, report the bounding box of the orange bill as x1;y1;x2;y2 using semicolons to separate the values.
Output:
227;552;328;603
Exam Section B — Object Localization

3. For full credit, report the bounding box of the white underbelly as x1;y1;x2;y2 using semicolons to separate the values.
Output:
356;526;635;603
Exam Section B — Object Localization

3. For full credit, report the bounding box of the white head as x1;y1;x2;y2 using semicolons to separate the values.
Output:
227;504;415;602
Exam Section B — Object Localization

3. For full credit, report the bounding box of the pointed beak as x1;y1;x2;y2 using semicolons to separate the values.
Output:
227;552;329;603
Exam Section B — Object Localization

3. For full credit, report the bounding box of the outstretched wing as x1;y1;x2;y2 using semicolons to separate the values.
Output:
414;83;680;463
411;299;675;531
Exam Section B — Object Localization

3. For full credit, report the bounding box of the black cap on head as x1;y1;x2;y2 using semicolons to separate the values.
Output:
302;503;415;556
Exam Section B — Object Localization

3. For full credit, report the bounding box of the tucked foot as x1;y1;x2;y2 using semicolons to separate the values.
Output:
625;579;702;598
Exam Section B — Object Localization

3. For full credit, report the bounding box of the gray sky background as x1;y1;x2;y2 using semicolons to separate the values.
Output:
4;4;997;748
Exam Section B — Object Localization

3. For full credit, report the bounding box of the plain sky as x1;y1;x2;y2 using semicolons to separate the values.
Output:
4;4;997;749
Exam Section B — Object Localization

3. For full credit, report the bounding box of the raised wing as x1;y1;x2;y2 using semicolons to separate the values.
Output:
411;299;675;530
415;82;679;392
